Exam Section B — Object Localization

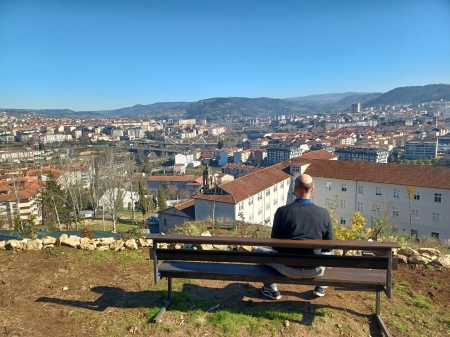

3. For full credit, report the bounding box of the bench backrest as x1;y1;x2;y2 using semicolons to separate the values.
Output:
147;235;400;269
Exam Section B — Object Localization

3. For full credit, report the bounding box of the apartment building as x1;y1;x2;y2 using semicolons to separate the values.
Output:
0;177;42;228
189;150;337;230
405;140;438;159
187;149;450;240
299;159;450;240
334;147;389;163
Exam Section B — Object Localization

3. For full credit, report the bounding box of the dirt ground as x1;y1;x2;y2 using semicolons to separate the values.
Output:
0;247;449;337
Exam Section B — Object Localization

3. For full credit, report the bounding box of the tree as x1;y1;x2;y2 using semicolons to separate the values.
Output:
137;180;148;220
157;187;167;211
405;186;416;238
370;202;398;241
39;175;67;230
100;148;128;232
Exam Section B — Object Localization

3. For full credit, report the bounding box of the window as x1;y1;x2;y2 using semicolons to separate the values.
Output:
433;213;441;223
286;180;290;186
357;202;364;211
394;189;400;198
257;207;262;215
340;217;346;225
431;232;439;239
376;187;382;196
249;213;254;222
341;184;347;192
411;229;418;239
325;198;332;206
434;193;442;203
280;183;284;189
412;209;419;219
414;192;420;200
340;200;347;209
273;185;277;192
273;199;278;206
248;197;253;206
265;189;270;196
257;193;262;201
358;185;365;194
265;202;270;210
326;182;332;191
238;203;244;211
393;207;399;217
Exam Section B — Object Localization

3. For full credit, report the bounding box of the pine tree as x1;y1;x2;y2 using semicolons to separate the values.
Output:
157;187;167;211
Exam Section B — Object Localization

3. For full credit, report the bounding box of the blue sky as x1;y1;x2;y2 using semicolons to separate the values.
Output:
1;0;449;111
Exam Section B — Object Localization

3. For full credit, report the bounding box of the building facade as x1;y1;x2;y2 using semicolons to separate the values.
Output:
405;140;438;159
334;147;389;163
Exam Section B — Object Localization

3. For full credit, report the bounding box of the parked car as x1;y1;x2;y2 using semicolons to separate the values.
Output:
146;215;159;227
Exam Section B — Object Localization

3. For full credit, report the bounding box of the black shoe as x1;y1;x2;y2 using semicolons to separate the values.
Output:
261;287;281;300
313;286;325;297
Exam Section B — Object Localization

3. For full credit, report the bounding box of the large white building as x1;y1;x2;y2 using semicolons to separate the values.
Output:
186;150;450;240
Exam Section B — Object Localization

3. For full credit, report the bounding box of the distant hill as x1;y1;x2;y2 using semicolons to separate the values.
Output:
1;102;191;118
102;102;191;117
182;97;310;119
363;84;450;107
336;93;383;105
286;92;377;102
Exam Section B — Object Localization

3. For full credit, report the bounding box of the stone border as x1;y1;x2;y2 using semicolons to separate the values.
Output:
0;234;152;252
1;234;449;269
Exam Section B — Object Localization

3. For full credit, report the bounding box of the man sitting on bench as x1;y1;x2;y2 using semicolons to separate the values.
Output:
256;174;334;300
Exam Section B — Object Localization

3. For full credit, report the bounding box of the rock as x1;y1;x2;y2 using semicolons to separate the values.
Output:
43;244;55;249
97;246;110;251
284;320;290;327
421;253;437;260
137;238;149;248
41;236;57;245
431;255;450;268
396;254;408;264
110;240;124;251
24;239;43;251
398;247;419;257
238;245;254;252
5;240;23;251
174;243;183;249
80;237;91;245
80;243;96;250
60;235;81;248
0;240;6;250
408;255;431;265
213;244;229;250
419;248;441;257
62;286;68;291
200;243;214;250
57;234;69;245
97;237;115;246
344;250;362;256
124;239;138;250
334;249;343;256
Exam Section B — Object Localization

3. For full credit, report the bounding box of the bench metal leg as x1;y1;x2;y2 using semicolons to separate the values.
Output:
153;278;173;323
375;291;392;337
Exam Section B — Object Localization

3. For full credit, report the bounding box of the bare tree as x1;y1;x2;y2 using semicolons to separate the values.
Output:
99;149;128;232
405;186;416;238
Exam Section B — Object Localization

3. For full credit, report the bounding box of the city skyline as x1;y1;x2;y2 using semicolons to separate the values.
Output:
1;0;449;111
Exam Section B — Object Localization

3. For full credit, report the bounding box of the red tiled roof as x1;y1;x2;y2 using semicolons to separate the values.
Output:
173;199;195;218
148;175;201;182
297;159;450;190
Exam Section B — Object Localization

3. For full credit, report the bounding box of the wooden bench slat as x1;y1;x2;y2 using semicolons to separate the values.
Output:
159;261;387;290
147;235;401;250
157;249;396;270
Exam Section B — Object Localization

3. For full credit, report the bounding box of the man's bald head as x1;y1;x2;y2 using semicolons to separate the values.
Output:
294;174;314;197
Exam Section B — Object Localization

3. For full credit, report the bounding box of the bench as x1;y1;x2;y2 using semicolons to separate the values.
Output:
147;234;400;337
